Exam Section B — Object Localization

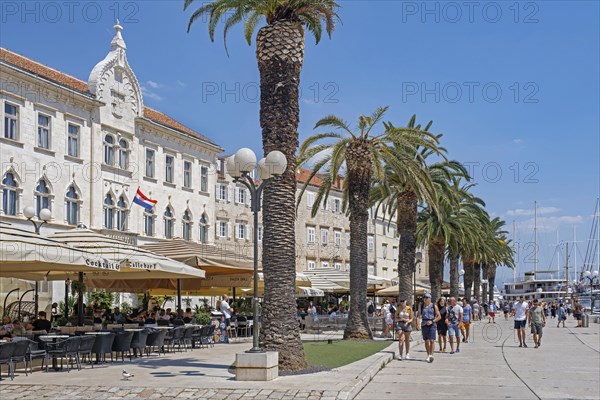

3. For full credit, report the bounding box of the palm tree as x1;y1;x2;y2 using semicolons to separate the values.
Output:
298;107;436;339
370;115;443;305
418;181;484;301
185;0;339;370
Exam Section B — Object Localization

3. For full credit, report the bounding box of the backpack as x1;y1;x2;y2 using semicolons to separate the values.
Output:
367;304;374;314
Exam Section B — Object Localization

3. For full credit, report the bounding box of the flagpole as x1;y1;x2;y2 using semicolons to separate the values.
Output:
122;187;138;232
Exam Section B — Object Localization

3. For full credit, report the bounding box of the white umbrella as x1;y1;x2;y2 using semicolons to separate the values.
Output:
46;228;205;284
0;221;119;278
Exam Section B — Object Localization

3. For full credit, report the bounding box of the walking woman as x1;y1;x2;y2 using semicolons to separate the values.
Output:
418;293;441;363
557;303;567;328
436;298;448;353
395;299;413;360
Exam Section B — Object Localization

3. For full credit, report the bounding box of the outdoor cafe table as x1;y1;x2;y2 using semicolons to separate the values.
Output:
39;335;70;371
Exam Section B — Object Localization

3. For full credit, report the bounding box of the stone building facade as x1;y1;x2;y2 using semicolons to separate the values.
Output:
0;24;222;306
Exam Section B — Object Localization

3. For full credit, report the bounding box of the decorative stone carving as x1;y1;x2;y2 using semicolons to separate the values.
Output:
88;21;143;116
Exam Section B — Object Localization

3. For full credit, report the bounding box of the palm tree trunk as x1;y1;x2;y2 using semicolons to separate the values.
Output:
463;256;474;301
481;263;488;305
343;143;373;340
396;190;417;304
473;262;481;303
488;264;497;304
428;237;445;301
257;20;307;370
449;254;459;298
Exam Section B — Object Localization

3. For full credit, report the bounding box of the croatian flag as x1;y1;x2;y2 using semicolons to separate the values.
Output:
133;188;157;210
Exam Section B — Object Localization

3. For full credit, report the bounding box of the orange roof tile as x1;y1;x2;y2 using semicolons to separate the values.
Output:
0;48;90;94
296;168;344;190
0;48;217;147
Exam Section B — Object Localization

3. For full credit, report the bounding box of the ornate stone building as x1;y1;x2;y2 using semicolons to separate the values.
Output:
0;24;222;306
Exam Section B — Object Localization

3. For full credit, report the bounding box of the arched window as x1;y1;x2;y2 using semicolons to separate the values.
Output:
182;210;192;241
144;208;155;236
1;172;18;216
164;206;174;239
118;139;129;170
104;134;115;165
199;214;209;244
35;180;51;217
116;196;128;231
103;194;115;229
65;186;79;225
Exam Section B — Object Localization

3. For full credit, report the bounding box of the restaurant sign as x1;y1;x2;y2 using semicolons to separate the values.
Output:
85;258;121;271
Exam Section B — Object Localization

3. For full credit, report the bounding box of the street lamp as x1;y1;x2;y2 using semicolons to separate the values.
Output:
414;252;423;309
583;270;599;296
23;206;52;234
481;278;489;304
459;269;465;299
64;278;71;321
23;206;52;316
227;148;287;353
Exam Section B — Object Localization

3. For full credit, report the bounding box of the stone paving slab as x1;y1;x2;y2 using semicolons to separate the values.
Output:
356;318;600;400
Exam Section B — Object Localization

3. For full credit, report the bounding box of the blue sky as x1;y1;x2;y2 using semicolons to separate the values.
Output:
2;1;599;284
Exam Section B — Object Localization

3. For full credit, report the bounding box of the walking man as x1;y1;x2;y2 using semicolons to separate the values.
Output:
461;298;473;343
528;298;546;348
573;299;584;328
488;301;497;323
514;296;529;347
418;293;441;363
446;297;463;354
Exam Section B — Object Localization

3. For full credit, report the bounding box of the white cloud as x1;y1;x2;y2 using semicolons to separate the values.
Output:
302;98;316;105
147;80;160;89
176;80;187;88
141;85;163;101
515;215;584;233
512;138;524;144
506;206;560;217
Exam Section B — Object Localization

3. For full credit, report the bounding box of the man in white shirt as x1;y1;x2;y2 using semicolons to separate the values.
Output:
220;295;233;329
514;296;529;348
445;297;463;354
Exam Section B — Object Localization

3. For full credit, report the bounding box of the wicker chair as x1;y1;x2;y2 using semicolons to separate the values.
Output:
111;331;134;362
45;336;82;372
91;333;115;364
77;336;97;368
0;342;17;380
10;339;30;376
145;330;167;356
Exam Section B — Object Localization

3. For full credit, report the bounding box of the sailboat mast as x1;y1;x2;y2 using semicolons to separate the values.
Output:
565;242;569;300
534;201;538;274
513;219;516;283
574;225;577;281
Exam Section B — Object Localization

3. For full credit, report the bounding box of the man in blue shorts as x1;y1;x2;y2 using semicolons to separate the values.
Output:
418;293;441;363
446;297;463;354
513;296;529;347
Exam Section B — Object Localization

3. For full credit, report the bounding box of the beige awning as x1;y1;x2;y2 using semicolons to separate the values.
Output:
304;268;391;289
141;239;255;275
44;229;205;284
0;221;120;279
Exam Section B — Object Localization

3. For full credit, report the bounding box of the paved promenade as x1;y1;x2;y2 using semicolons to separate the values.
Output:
357;318;600;400
0;320;598;399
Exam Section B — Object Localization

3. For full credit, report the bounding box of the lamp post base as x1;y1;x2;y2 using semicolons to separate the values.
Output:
235;351;278;381
246;347;266;353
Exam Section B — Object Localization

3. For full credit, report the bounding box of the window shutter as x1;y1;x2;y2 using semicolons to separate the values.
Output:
227;222;232;238
246;224;250;240
227;186;233;203
234;187;239;204
215;184;220;199
246;191;251;207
